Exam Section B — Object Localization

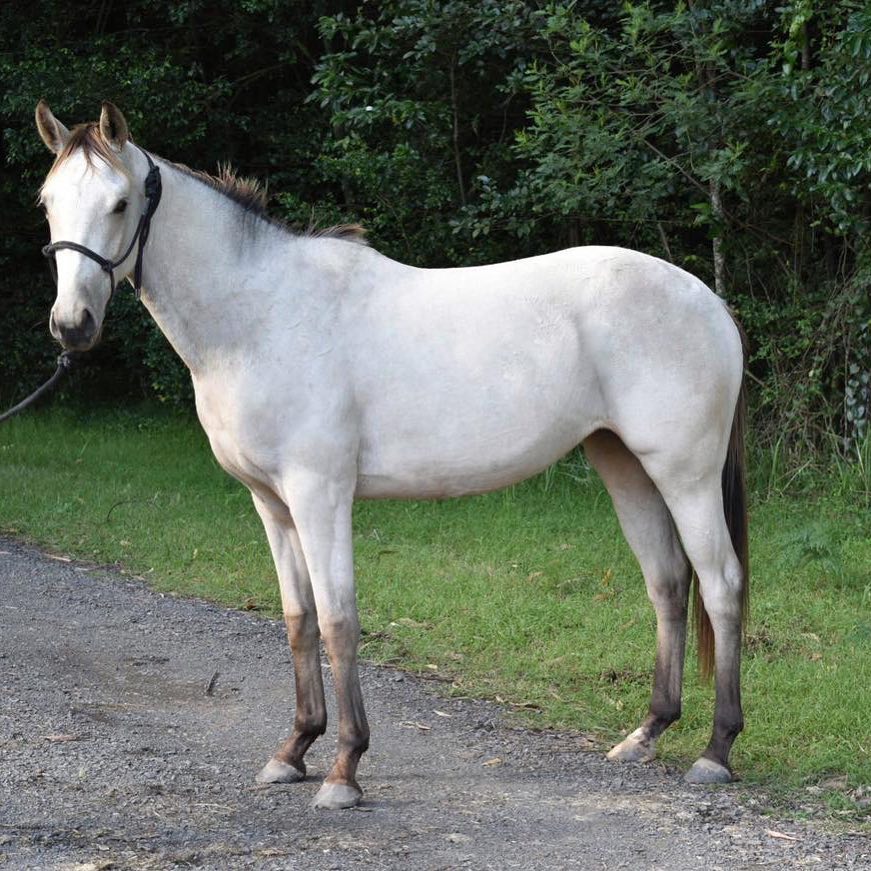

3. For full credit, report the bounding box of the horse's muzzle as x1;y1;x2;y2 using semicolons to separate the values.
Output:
50;308;99;351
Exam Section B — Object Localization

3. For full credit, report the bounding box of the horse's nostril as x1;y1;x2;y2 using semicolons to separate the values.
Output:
81;307;96;334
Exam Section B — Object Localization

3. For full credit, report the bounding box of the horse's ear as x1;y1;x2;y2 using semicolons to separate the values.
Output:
35;101;70;155
99;101;129;151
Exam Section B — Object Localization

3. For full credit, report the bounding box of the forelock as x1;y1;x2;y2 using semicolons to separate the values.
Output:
41;123;130;193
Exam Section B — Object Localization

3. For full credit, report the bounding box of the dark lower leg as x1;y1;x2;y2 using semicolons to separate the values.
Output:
608;603;687;762
274;613;326;774
702;622;743;769
641;605;688;741
321;619;369;791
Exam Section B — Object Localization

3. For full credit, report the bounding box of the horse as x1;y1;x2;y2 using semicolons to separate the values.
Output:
35;101;748;809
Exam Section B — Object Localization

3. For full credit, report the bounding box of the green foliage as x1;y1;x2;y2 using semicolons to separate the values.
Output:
1;0;869;462
311;0;544;264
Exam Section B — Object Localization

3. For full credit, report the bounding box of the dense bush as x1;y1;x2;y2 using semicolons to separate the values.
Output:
1;1;868;458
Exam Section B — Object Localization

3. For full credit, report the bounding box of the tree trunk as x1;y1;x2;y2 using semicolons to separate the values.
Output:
449;57;467;208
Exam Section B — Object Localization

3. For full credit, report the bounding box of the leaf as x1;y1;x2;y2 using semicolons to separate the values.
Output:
765;829;801;842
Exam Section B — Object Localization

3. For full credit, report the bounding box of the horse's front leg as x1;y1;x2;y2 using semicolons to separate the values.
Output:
285;471;369;810
252;492;327;784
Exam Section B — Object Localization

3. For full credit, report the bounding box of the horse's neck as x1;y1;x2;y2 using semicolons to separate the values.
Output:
135;157;287;376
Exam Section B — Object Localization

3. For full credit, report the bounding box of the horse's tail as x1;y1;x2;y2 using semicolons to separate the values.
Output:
695;322;749;680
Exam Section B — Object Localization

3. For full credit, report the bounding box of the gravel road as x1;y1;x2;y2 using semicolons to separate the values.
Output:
0;538;866;870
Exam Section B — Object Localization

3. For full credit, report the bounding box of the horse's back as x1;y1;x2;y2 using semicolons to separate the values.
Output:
346;245;741;498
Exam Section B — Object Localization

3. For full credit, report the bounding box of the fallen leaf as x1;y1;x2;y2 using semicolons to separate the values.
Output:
765;829;801;842
400;721;431;731
433;710;452;718
481;757;502;767
45;553;71;563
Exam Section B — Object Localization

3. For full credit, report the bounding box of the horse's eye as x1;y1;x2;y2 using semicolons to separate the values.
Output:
113;199;128;214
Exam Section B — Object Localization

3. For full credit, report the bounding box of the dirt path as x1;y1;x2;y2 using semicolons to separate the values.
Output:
0;539;866;870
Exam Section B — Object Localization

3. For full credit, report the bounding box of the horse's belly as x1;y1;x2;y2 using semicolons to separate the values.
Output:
355;441;578;499
355;378;602;499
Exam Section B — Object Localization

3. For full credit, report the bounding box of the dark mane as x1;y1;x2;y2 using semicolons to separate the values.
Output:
171;161;270;217
169;161;368;245
307;222;368;242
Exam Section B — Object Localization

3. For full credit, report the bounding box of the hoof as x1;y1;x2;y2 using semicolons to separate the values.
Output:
255;757;305;784
312;781;363;810
685;757;733;784
606;728;656;763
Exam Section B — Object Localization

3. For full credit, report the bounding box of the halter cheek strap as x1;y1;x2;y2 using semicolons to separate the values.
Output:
42;147;162;302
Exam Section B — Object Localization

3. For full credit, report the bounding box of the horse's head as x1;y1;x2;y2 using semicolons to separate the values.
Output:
35;101;143;351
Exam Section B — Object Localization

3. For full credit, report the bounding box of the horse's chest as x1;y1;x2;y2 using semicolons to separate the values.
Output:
194;383;279;494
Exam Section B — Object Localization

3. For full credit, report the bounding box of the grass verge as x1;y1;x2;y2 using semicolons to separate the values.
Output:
1;405;868;822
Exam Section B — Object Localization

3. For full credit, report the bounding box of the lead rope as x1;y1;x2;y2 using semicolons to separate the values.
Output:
0;352;75;425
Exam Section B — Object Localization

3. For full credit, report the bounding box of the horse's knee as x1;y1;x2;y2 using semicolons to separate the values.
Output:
318;615;361;653
285;611;319;652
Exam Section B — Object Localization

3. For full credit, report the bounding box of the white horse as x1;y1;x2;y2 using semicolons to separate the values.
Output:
35;102;749;809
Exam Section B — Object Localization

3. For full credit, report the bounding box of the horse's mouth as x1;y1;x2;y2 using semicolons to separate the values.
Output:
50;310;103;352
55;324;102;353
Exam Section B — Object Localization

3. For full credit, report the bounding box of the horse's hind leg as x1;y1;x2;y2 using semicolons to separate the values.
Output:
654;477;744;783
584;431;692;763
252;492;327;784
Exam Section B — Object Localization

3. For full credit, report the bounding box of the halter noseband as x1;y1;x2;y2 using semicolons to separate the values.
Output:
42;146;162;302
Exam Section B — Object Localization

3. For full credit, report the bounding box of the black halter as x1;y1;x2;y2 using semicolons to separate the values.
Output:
42;146;162;302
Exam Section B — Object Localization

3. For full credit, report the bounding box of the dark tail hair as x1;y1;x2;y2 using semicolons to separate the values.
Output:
695;325;750;680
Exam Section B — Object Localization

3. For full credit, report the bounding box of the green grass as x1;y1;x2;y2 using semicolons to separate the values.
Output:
1;405;869;820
